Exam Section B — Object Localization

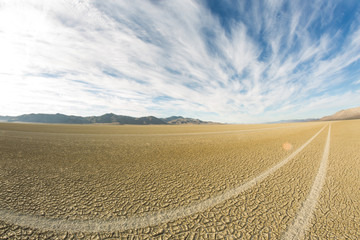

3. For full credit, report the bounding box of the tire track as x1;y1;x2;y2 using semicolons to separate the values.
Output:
0;125;326;232
282;124;331;240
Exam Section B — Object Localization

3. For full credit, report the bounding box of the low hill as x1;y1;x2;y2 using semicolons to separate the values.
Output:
320;106;360;121
0;116;13;122
268;118;319;124
0;113;215;125
11;113;89;124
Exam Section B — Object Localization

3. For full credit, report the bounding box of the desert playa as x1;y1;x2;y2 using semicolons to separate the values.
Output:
2;0;360;238
0;120;359;239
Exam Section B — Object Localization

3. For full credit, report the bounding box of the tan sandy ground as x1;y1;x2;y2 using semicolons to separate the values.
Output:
0;121;357;239
0;122;317;134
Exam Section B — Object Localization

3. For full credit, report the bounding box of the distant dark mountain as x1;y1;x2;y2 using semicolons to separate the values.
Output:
10;113;89;124
0;116;13;122
86;113;166;124
133;116;167;125
320;106;360;121
161;116;184;122
3;113;167;125
0;113;215;125
161;116;217;124
269;118;319;124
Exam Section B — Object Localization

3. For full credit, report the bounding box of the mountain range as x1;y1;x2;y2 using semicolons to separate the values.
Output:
0;113;217;125
271;106;360;123
1;106;359;125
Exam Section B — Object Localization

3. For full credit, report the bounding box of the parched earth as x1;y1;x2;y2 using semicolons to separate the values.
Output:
0;121;359;239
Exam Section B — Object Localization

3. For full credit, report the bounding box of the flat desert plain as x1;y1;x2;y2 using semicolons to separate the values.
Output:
0;120;359;239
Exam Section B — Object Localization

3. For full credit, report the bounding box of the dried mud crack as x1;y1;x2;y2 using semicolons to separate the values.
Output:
0;125;326;233
282;124;331;240
1;121;358;239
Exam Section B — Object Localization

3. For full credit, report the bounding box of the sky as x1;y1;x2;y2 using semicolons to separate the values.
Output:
1;0;360;123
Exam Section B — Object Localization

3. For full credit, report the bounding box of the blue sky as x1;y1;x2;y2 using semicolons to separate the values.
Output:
1;0;360;123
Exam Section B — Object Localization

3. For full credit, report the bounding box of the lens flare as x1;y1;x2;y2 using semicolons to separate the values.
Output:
282;142;293;151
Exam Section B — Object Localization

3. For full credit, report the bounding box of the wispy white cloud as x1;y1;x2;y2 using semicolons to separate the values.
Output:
1;0;360;122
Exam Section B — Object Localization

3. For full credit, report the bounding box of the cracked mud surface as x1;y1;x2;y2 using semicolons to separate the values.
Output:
305;121;360;239
0;121;358;239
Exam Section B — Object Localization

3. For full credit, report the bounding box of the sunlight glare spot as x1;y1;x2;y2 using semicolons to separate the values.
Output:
282;142;293;151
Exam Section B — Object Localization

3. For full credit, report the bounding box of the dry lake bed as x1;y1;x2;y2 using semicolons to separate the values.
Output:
0;120;359;239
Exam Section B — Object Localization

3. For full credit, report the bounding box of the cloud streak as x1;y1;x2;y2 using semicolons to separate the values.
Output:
1;0;360;122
